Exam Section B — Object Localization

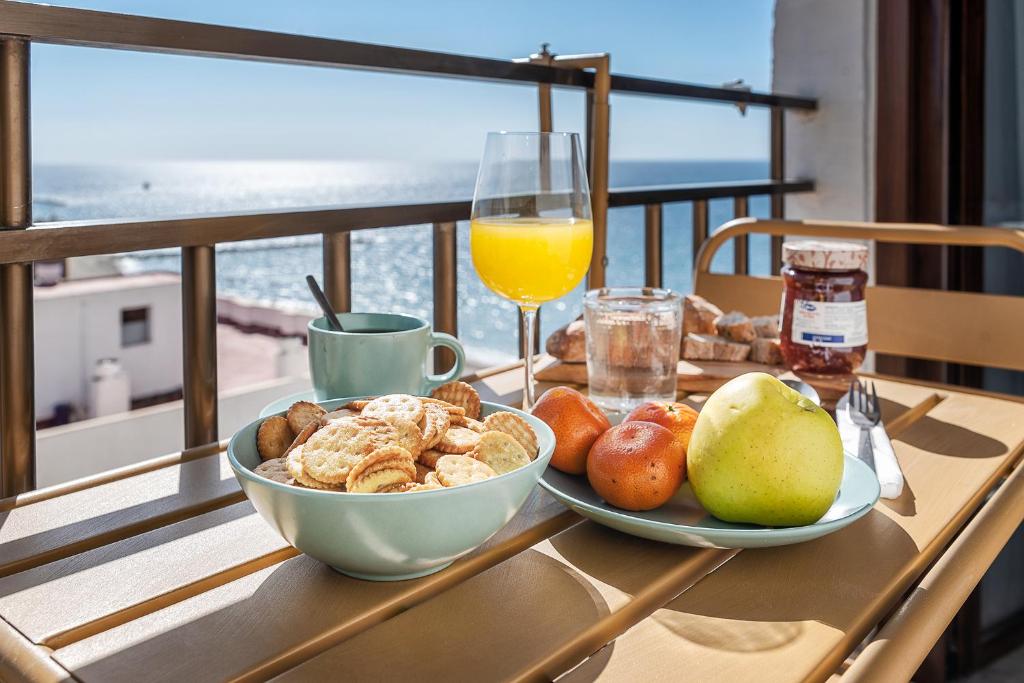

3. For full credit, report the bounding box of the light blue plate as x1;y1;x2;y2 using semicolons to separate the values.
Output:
539;453;879;549
231;398;555;581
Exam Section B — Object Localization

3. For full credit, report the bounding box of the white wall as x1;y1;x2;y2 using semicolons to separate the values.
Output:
34;277;183;421
36;376;310;487
773;0;876;222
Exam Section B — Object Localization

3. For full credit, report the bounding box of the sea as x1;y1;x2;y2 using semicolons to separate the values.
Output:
34;160;774;364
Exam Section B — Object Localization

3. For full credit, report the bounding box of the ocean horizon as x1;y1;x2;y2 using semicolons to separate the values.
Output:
34;159;775;362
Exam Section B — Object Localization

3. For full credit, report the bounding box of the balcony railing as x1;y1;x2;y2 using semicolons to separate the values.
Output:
0;2;817;496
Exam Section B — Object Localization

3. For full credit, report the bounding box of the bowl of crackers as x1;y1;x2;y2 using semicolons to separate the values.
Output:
227;381;554;581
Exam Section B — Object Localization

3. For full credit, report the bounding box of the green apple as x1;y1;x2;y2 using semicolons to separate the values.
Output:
688;372;843;527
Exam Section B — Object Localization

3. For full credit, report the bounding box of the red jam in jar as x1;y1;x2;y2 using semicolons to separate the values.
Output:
779;240;868;375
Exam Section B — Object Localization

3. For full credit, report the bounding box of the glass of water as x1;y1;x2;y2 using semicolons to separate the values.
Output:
583;287;683;413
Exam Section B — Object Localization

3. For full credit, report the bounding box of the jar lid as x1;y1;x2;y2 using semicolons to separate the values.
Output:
782;240;868;271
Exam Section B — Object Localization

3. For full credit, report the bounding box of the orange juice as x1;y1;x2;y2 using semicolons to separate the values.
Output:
470;217;593;305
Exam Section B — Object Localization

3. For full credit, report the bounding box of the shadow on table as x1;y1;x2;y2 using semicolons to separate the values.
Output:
895;415;1007;459
652;509;917;651
66;548;614;682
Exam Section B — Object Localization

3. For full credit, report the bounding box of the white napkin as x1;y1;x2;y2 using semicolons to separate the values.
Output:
835;395;905;499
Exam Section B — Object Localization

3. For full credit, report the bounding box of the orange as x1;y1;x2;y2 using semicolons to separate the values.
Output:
586;421;686;511
624;401;699;480
531;386;611;474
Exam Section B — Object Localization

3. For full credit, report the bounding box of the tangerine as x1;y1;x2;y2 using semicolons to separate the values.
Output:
531;386;610;474
586;421;686;511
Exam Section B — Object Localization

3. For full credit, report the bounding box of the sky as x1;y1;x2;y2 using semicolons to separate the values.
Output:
28;0;776;163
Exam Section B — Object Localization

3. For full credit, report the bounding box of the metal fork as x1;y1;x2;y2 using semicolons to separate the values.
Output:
847;379;881;473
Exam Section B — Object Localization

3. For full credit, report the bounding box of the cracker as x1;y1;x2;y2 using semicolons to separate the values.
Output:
435;454;497;487
320;408;357;426
285;420;319;455
436;426;481;454
346;445;416;493
380;481;418;493
256;415;293;461
301;416;400;484
407;479;443;492
421;397;467;417
419;402;451;450
253;457;293;484
343;399;374;411
430;381;481;420
378;415;424;458
286;400;326;436
414;461;434;484
451;415;486;433
285;446;344;490
418;448;445;468
424;471;442;487
482;412;539;459
362;394;425;424
471;431;531;475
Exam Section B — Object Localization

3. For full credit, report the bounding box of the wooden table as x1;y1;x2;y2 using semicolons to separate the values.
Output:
2;360;1023;682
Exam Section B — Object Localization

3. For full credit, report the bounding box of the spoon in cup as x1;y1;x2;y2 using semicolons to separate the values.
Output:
305;275;345;332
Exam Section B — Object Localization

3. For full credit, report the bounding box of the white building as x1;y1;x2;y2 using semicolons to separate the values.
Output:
34;272;184;423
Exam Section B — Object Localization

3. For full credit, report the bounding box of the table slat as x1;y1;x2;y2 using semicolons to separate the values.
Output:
51;491;578;682
0;501;292;647
0;452;242;578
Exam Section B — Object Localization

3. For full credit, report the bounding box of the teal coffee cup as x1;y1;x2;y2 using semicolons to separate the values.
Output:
307;312;465;400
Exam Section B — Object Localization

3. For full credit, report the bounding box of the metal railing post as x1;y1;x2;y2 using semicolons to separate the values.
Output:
770;107;785;273
432;222;458;374
322;231;352;313
526;45;553;356
733;195;750;274
692;199;709;267
0;39;35;496
181;245;218;447
644;203;663;288
551;53;611;290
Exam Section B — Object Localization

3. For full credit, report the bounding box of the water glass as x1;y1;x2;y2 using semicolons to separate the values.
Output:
583;287;683;413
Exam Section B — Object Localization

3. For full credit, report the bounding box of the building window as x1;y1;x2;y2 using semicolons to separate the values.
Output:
121;307;151;347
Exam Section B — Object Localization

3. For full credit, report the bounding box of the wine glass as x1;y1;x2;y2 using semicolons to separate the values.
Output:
470;132;593;410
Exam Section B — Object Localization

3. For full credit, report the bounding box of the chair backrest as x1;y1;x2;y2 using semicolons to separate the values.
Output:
693;218;1024;372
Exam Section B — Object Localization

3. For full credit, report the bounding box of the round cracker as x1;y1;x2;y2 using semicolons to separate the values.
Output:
419;403;451;450
414;461;434;484
377;415;424;458
257;415;293;461
361;394;425;424
436;426;480;454
408;479;444;492
435;454;497;487
253;457;293;484
380;481;418;493
346;446;416;493
321;408;357;426
286;400;326;436
418;448;445;468
430;381;481;420
421;397;467;417
285;420;319;456
482;412;539;459
471;431;531;475
285;446;343;490
301;416;400;484
451;415;487;433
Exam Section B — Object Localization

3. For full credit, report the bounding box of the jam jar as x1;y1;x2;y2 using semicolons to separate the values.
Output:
779;240;868;375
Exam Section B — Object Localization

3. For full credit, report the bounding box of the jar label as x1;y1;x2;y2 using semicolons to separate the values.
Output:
791;300;868;347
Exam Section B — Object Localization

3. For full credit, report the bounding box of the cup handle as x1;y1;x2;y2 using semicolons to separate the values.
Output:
424;332;465;392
